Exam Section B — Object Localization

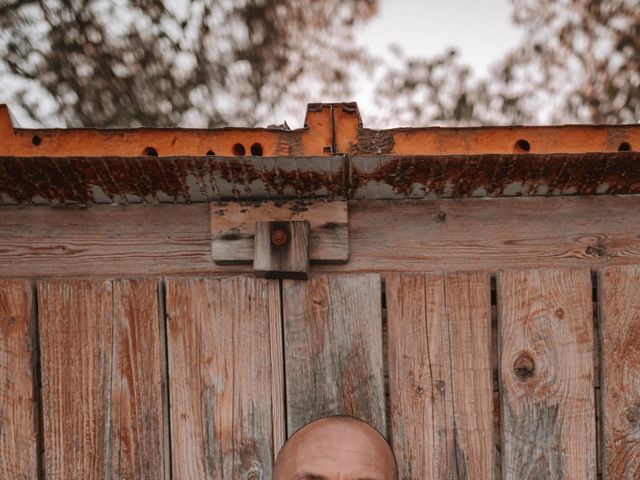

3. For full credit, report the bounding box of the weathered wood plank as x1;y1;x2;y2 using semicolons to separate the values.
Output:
2;196;640;277
386;272;494;479
282;274;386;435
39;279;114;479
166;276;282;479
599;266;640;479
110;279;168;479
254;220;310;279
0;280;38;479
498;269;596;479
38;279;167;479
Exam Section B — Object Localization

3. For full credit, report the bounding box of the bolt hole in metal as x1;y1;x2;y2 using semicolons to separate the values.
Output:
618;142;632;152
143;146;158;156
232;143;246;156
514;139;531;153
251;142;264;156
32;135;42;146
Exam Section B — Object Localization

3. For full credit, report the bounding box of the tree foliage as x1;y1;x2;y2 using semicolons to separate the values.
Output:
374;0;640;125
1;0;638;127
0;0;377;127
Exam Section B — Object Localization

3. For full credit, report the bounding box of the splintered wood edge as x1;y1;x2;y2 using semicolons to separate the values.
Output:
210;199;348;264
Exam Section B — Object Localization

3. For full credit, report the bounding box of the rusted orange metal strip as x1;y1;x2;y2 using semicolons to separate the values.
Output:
0;104;335;157
2;102;638;157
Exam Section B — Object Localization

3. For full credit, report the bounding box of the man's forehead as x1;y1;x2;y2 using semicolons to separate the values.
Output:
290;473;383;480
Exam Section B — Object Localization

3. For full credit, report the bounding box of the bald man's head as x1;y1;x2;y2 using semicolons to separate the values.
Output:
273;415;398;480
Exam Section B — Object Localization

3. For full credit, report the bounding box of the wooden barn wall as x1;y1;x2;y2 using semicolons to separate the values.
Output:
2;196;640;479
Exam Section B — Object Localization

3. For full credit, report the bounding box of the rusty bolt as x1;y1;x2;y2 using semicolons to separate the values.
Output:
271;228;288;246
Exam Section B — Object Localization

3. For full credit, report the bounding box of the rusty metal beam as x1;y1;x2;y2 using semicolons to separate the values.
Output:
0;156;346;205
350;153;640;199
1;152;640;205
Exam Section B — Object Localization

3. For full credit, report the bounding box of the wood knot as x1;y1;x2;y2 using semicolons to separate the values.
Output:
514;352;535;381
626;405;640;424
435;380;446;394
415;386;424;395
555;308;565;319
585;244;606;257
270;228;288;246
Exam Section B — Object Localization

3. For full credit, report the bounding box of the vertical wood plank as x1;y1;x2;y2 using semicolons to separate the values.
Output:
0;280;38;479
498;269;596;479
39;279;114;479
446;272;494;478
599;266;640;479
166;276;282;479
282;274;386;435
386;272;494;479
39;278;167;479
111;279;168;479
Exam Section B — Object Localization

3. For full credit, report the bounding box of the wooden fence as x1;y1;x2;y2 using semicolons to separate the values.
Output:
2;266;639;478
2;103;639;478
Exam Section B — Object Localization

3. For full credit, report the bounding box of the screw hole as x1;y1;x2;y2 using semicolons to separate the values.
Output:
250;143;263;156
206;150;215;156
32;135;41;146
618;142;632;152
232;143;246;156
143;146;158;156
514;139;530;153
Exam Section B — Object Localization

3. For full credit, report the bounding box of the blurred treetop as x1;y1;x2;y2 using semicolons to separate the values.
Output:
0;0;638;127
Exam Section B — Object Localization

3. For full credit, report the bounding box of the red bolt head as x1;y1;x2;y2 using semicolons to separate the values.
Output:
271;228;288;246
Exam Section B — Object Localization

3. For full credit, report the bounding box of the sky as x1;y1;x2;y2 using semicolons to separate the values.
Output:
353;0;523;125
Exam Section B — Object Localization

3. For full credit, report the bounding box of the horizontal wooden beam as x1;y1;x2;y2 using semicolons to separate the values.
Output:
1;195;639;277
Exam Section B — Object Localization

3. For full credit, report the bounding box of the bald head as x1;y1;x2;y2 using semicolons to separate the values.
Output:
273;416;398;480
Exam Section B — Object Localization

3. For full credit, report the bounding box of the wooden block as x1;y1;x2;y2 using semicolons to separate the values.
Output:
386;272;494;479
254;220;310;280
38;279;168;479
497;269;596;479
0;280;38;479
166;276;284;479
599;266;640;479
211;199;348;264
282;274;386;435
